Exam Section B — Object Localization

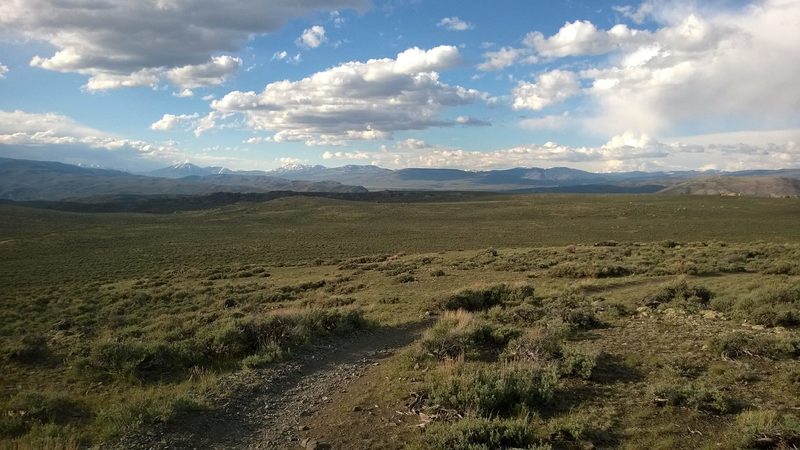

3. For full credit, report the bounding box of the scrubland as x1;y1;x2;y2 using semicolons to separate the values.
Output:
0;194;798;449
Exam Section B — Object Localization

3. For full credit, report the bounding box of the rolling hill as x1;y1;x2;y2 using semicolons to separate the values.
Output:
659;176;800;197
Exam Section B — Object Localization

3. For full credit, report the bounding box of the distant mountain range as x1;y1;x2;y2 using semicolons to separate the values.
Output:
139;162;682;190
2;157;799;202
143;161;800;194
0;158;367;201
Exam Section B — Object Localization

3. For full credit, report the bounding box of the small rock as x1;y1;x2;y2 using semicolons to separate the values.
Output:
352;405;362;412
298;425;310;431
300;438;331;450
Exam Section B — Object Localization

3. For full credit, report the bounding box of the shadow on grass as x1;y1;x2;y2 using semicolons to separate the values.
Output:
590;352;644;384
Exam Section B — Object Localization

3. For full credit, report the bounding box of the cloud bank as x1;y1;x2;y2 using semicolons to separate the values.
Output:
1;0;368;91
503;0;800;139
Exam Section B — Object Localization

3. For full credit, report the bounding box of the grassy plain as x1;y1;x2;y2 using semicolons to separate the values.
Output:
0;194;799;448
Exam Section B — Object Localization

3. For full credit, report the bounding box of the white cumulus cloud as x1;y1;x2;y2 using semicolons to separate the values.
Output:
150;113;201;131
437;17;474;31
165;56;242;89
173;88;194;98
478;47;532;71
512;70;580;111
297;25;327;48
209;46;488;145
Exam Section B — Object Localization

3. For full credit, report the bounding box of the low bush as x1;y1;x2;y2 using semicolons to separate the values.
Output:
501;329;562;363
781;366;800;393
643;281;713;309
502;330;597;379
0;391;90;438
414;417;548;450
559;347;598;380
1;423;82;450
427;360;559;417
76;308;368;383
545;294;603;331
419;311;521;361
730;282;800;328
548;263;591;278
709;332;799;360
440;284;535;312
593;265;633;278
731;410;800;449
663;356;706;379
5;334;50;364
546;408;615;447
763;260;799;275
650;382;735;414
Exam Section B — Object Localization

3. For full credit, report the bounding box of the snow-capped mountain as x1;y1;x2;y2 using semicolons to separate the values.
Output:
144;162;233;178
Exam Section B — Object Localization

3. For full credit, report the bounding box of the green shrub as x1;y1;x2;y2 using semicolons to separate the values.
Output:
240;342;286;369
546;408;614;447
502;330;597;379
651;382;735;414
781;366;800;393
74;340;147;383
545;294;602;330
501;329;562;363
414;417;547;450
559;347;598;380
2;423;82;450
132;344;205;382
763;260;798;275
593;265;633;278
1;391;89;438
709;332;799;360
77;309;367;383
428;361;559;417
731;282;800;328
731;410;800;449
644;281;713;309
96;396;172;437
396;273;416;283
548;263;590;278
419;311;521;361
5;334;50;364
441;284;535;311
664;356;706;379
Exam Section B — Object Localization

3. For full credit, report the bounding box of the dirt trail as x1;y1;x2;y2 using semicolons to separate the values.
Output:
112;322;428;450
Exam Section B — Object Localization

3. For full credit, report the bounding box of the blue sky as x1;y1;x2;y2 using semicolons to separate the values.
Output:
0;0;798;172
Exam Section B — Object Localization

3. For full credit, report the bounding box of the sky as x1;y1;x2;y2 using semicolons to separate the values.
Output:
0;0;798;173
